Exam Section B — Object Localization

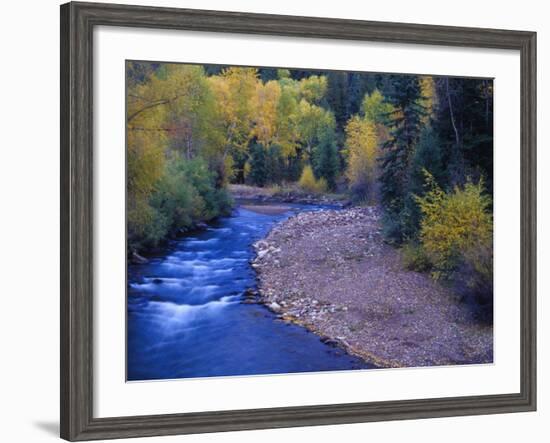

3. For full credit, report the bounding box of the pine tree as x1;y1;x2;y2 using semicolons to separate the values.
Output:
313;126;339;190
325;72;349;131
401;125;444;239
433;77;493;192
379;75;427;243
247;143;268;187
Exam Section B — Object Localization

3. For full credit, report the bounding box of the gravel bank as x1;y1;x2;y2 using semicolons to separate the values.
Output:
229;184;350;206
240;204;292;215
252;207;493;368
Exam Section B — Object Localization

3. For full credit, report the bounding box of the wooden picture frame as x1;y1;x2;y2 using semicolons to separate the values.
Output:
60;1;536;440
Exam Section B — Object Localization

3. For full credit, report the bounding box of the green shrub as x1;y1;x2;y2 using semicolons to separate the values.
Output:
176;157;233;220
128;196;161;248
401;242;432;272
457;240;493;303
128;156;233;251
380;200;407;245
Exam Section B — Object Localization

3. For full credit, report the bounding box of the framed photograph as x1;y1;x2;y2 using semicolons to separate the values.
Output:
60;1;536;440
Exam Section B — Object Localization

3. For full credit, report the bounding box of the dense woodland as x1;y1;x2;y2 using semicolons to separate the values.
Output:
127;62;493;302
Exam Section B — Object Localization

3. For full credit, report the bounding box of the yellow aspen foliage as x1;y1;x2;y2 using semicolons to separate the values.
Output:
126;63;235;247
415;170;492;280
126;65;220;181
127;129;165;198
127;65;219;155
275;84;301;157
297;99;336;159
361;89;392;124
251;80;281;148
127;124;165;239
298;165;327;194
344;115;378;202
126;66;174;240
298;75;328;104
208;67;259;156
419;76;436;123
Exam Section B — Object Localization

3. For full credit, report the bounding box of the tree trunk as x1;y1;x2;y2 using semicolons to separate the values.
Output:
445;78;460;149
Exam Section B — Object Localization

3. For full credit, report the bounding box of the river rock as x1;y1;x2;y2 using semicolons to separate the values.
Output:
269;302;282;312
244;288;257;298
254;240;269;251
320;336;339;346
257;249;269;260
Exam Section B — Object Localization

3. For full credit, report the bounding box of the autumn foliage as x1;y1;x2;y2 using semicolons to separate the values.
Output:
415;170;493;295
126;62;494;306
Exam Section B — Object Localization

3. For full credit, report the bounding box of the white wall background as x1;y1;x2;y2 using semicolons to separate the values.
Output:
0;1;546;442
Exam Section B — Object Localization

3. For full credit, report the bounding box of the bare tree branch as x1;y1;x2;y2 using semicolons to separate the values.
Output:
127;94;186;122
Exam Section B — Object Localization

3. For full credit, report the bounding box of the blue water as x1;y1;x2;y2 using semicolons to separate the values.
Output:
127;203;371;381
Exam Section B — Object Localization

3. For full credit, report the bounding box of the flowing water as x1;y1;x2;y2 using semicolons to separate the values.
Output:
127;203;371;381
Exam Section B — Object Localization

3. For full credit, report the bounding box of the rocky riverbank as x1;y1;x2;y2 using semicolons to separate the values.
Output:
251;207;493;368
229;184;350;207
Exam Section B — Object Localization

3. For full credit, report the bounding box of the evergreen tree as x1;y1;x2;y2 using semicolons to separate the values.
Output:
247;143;268;187
346;73;373;119
264;145;285;184
433;77;493;192
257;68;279;82
313;126;339;190
401;125;444;239
325;72;349;131
379;75;426;243
326;72;377;134
126;61;160;87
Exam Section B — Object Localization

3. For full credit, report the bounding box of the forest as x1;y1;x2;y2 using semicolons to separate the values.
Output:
127;61;493;302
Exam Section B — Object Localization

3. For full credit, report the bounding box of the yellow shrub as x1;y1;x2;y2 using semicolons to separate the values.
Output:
316;178;328;193
415;171;492;279
298;165;327;194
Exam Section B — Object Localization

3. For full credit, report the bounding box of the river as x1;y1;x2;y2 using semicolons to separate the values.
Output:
127;202;371;381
